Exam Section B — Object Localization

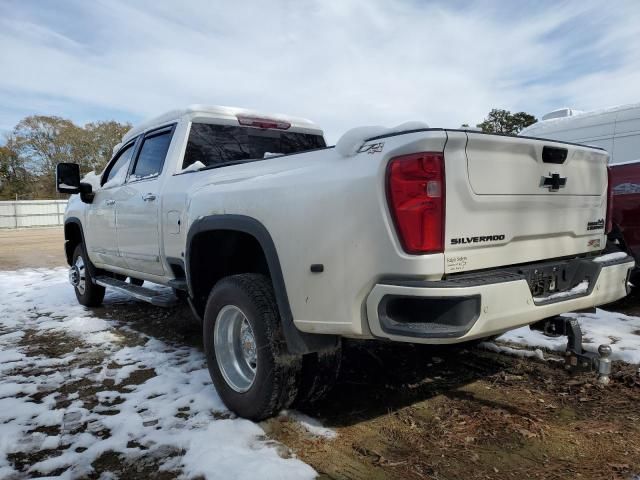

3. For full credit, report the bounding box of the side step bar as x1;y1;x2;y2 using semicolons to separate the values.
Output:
167;278;188;291
95;276;179;307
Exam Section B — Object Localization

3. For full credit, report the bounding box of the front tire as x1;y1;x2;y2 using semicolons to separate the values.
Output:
203;274;301;420
70;244;105;307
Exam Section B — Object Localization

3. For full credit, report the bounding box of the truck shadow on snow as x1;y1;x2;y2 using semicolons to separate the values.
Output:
95;298;511;423
78;294;640;478
93;296;621;430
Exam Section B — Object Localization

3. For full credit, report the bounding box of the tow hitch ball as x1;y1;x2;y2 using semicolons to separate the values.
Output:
531;316;612;384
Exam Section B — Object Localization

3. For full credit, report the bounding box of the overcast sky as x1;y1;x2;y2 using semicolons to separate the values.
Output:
1;0;639;142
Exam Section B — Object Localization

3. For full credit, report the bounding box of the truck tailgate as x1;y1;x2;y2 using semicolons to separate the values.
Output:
466;133;606;196
443;131;609;274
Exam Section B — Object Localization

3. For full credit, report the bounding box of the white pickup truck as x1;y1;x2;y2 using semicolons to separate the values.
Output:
56;105;634;420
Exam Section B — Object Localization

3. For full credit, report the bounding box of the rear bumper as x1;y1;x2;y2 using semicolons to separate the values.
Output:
366;254;635;344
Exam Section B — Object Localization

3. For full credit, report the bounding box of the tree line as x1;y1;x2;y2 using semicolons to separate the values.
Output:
0;109;536;200
0;116;131;200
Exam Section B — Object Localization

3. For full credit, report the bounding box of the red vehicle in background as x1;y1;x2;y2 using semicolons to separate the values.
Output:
521;104;640;277
609;161;640;267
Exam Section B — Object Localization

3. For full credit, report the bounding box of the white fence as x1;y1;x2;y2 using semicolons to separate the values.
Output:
0;200;67;229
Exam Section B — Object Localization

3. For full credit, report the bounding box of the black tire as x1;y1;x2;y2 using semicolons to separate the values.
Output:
71;244;105;307
203;274;301;420
129;277;144;286
295;345;342;407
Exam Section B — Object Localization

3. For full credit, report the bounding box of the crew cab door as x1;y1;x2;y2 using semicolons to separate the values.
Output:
116;125;175;276
85;140;136;268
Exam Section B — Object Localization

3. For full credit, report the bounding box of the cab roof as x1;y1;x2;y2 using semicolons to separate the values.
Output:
121;104;323;144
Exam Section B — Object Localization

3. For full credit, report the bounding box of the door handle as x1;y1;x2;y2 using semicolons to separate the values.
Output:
105;199;115;206
142;193;156;202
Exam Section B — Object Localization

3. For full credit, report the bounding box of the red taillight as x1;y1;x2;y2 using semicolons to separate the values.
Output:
386;152;445;254
606;166;613;234
236;115;291;130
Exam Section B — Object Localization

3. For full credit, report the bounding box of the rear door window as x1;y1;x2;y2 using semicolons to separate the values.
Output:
130;127;174;181
182;123;326;169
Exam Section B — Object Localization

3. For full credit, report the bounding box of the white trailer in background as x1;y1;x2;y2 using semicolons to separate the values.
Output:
521;103;640;165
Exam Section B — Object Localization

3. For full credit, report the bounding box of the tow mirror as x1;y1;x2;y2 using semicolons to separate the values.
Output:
56;163;81;194
56;163;95;203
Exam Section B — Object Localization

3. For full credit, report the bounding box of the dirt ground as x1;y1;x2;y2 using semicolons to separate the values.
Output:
2;228;640;479
0;227;65;269
267;342;640;480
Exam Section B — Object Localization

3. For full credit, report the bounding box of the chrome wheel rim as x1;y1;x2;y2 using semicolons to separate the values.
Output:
214;305;257;393
69;255;86;295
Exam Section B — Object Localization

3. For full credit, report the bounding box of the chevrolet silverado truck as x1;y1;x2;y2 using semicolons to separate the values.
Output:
56;105;635;420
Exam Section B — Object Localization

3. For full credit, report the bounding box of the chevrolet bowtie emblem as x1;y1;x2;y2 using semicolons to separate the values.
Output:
541;173;567;191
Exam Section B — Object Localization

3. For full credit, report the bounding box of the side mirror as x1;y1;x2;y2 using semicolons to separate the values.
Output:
56;163;81;194
79;182;95;204
56;163;95;203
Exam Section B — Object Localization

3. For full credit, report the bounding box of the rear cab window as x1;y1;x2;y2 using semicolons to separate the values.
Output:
182;123;326;170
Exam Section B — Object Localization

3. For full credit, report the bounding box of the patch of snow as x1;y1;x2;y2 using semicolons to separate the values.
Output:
263;152;283;159
81;171;102;191
335;126;387;157
500;309;640;364
112;142;123;156
102;169;129;189
335;121;429;157
480;342;546;361
179;161;206;173
280;410;337;439
122;105;322;145
533;280;589;302
128;172;158;182
0;268;316;479
593;252;629;263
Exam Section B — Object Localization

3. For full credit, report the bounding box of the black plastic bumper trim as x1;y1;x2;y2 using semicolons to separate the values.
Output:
377;294;481;339
378;253;634;306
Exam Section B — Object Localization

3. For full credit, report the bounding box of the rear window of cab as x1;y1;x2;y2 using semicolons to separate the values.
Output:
182;123;326;170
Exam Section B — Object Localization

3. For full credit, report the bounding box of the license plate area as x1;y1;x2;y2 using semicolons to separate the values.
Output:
518;258;599;299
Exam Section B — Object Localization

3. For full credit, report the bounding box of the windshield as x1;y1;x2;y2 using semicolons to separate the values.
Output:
182;123;326;170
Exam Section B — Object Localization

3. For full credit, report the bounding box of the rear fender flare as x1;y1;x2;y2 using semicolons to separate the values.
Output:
186;214;338;354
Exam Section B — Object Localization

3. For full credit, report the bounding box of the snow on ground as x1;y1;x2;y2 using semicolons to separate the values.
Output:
480;342;547;361
279;411;337;440
3;267;639;477
500;309;640;365
0;268;316;479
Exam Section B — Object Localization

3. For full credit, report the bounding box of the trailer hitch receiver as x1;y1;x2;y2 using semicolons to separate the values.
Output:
531;316;612;384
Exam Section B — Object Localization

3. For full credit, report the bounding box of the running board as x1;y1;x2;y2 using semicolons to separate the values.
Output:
95;276;178;307
167;278;187;291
